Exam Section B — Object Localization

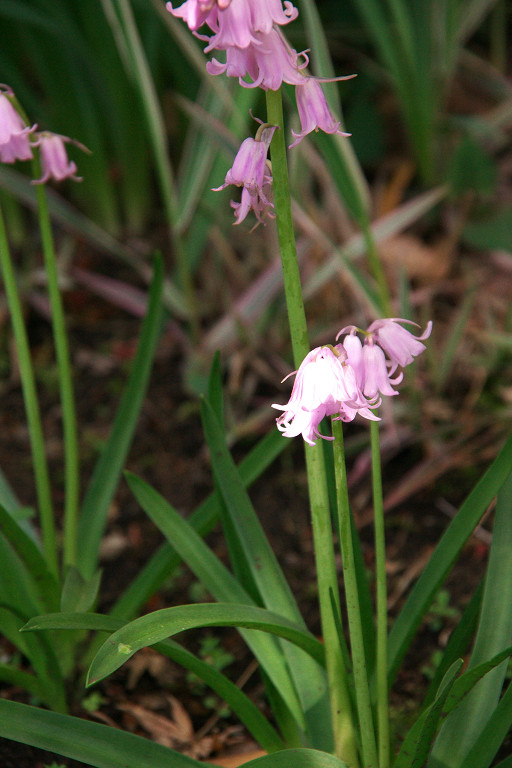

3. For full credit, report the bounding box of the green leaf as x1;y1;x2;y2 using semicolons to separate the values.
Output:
393;659;463;768
86;430;286;635
443;645;512;718
0;504;59;609
201;398;333;750
422;579;483;709
447;137;497;198
388;432;512;683
125;471;307;732
0;662;44;701
23;611;285;753
0;603;67;712
242;750;349;768
0;699;206;768
60;566;101;613
439;678;512;768
0;698;348;768
430;471;512;766
206;351;224;423
77;255;164;579
463;206;512;252
86;603;325;685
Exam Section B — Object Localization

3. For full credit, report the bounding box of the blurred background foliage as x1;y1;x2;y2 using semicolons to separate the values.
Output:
0;0;512;442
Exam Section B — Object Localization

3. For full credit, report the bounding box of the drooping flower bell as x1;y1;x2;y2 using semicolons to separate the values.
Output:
272;345;378;446
31;133;87;185
365;318;433;368
212;123;276;225
337;318;432;400
290;78;352;148
0;86;35;164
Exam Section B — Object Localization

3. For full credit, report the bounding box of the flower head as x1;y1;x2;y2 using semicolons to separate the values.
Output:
272;345;378;446
290;78;352;148
0;87;35;163
31;133;87;185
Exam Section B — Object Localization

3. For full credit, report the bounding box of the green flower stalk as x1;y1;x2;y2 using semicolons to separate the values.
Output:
266;87;358;766
0;203;58;578
32;169;80;569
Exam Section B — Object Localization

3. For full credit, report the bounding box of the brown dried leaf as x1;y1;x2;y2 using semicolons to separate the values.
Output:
379;234;452;283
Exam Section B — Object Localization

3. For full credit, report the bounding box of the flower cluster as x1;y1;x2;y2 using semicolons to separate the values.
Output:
212;123;276;225
0;86;85;184
167;0;352;225
273;318;432;445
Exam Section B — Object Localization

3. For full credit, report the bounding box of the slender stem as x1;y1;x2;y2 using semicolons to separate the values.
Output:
266;87;359;766
265;88;309;364
306;445;360;767
0;203;58;578
332;417;378;768
33;176;80;570
371;420;390;768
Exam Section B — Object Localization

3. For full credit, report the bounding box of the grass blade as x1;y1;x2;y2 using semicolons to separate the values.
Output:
108;428;288;623
392;659;463;768
23;611;285;753
0;699;205;768
77;255;164;579
388;431;512;682
430;470;512;766
126;471;307;733
201;397;333;749
82;603;324;684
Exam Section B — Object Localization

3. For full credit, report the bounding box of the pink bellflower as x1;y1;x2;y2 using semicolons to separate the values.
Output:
31;133;87;185
338;318;432;401
206;27;308;90
366;317;433;368
272;345;379;446
0;86;35;164
212;123;276;225
290;78;352;148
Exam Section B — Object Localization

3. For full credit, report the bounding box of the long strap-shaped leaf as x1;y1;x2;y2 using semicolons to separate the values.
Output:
393;659;463;768
430;470;512;766
0;698;207;768
0;698;349;768
77;255;164;579
110;427;288;622
23;611;285;752
0;504;59;609
388;431;512;681
441;678;512;768
393;644;512;768
201;397;333;749
86;603;324;684
126;471;307;732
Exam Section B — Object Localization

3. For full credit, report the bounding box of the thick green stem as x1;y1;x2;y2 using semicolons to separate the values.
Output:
33;177;80;570
371;420;390;768
0;203;58;579
266;87;358;766
332;417;378;768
